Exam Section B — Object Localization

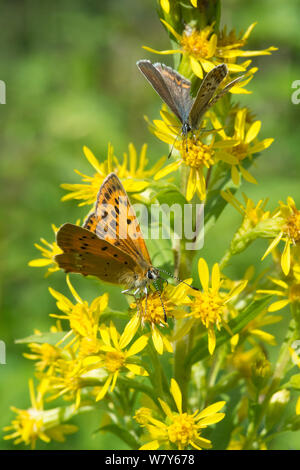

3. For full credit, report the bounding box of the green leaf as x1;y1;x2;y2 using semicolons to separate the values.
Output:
186;295;273;366
15;331;69;345
286;373;300;390
94;424;139;449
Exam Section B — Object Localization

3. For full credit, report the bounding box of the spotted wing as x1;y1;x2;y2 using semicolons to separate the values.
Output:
83;173;152;267
55;223;141;285
189;64;228;130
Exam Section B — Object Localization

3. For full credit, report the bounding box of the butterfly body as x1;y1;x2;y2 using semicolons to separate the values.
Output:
55;173;159;296
137;60;242;137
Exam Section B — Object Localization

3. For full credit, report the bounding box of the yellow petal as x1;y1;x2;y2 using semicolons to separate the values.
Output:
83;146;102;173
281;240;291;275
197;401;226;419
208;326;216;355
160;0;170;13
231;165;240;185
186;168;197;201
198;413;225;426
66;275;82;304
245;121;261;143
125;364;149;376
119;314;140;349
207;34;217;58
190;57;203;78
154;159;182;180
160;19;182;42
211;263;220;292
142;46;181;55
261;232;283;260
96;375;113;401
250;138;274;154
28;258;53;267
126;335;148;357
152;328;164;355
296;397;300;415
198;258;209;291
170;379;182;414
140;440;160;450
268;299;290;312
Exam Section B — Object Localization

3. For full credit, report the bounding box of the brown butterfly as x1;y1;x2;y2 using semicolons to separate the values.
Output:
137;60;243;137
55;173;167;315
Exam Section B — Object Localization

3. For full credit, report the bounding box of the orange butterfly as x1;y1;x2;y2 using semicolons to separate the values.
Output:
55;173;164;315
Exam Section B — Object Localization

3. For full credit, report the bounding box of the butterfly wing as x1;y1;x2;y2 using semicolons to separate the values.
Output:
153;62;194;125
137;60;185;124
83;173;152;268
189;63;228;130
55;223;142;285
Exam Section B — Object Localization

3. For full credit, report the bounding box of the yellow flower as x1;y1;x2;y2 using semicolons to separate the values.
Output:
257;275;300;313
187;258;247;354
159;0;197;12
49;275;109;347
262;197;300;275
231;308;282;349
152;109;237;201
28;224;62;276
134;407;153;425
46;357;90;409
144;21;276;79
24;342;62;372
228;345;270;379
61;143;166;206
84;321;149;401
221;190;271;227
129;281;192;355
139;378;225;450
210;108;274;185
3;380;78;448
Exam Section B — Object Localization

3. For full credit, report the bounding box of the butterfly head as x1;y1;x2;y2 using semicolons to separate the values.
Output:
182;121;191;136
146;267;159;281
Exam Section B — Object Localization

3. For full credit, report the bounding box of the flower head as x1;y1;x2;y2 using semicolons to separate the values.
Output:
210;107;274;185
187;258;247;354
152;109;237;200
84;321;149;401
144;20;276;79
130;281;192;354
3;380;78;448
49;276;109;348
28;224;62;276
262;197;300;275
61;143;166;207
138;378;225;450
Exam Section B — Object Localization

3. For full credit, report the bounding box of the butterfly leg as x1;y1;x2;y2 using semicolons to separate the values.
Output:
153;280;167;323
144;286;148;318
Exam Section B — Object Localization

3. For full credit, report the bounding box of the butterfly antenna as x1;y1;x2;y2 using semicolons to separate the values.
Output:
153;280;167;323
168;132;180;159
158;268;200;291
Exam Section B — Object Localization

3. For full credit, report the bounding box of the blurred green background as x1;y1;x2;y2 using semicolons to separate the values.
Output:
1;0;299;450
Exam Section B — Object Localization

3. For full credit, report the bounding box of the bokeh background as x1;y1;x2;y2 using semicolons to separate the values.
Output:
1;0;300;450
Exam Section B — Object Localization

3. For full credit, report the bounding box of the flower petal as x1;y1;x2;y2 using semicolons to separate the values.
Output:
170;379;182;414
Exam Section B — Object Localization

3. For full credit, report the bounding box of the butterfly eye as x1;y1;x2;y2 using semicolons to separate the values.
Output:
147;268;159;280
